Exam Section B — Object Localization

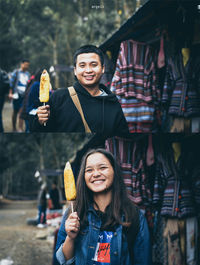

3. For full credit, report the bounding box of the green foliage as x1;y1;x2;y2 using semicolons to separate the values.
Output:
75;10;119;47
0;133;92;198
0;0;21;70
0;0;138;86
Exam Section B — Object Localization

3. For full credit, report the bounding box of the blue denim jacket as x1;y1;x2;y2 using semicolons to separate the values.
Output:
56;206;151;265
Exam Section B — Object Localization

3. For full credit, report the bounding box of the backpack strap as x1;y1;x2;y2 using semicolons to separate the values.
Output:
12;69;19;92
68;86;91;133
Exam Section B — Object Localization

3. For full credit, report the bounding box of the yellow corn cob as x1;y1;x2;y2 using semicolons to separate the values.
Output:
39;69;50;103
64;161;76;201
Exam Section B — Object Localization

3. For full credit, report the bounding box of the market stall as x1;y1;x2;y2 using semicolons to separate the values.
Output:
100;0;200;133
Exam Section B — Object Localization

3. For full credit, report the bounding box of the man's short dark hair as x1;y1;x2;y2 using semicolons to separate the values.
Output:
73;45;104;67
21;59;30;63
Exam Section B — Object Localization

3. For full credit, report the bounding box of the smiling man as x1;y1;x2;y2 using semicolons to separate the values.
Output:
31;45;129;136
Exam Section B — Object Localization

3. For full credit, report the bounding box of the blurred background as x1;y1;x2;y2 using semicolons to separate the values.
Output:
0;133;92;199
0;133;93;265
0;0;147;88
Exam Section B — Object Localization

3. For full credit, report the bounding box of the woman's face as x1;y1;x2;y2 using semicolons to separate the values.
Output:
84;152;114;194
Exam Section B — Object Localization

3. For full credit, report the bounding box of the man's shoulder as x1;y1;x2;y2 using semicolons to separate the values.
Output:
52;87;69;96
50;87;70;102
11;69;19;76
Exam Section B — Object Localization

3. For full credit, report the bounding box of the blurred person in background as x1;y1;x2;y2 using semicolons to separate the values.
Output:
9;59;30;132
20;74;35;132
20;68;43;132
0;68;10;132
50;180;62;210
37;182;47;228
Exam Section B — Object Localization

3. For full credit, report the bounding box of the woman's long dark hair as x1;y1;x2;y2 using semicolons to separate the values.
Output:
74;148;139;229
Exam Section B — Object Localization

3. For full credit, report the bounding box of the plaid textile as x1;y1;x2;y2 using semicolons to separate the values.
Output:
152;212;166;265
111;40;160;133
152;154;169;210
162;52;200;118
105;137;152;207
155;146;200;218
118;97;155;133
106;136;200;219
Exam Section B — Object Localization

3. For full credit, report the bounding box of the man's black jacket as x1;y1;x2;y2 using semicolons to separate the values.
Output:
0;69;10;98
30;81;129;137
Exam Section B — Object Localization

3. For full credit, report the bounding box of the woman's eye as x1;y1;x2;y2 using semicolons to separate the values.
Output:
85;169;92;173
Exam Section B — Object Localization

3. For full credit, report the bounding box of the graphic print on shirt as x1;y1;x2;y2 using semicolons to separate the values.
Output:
17;72;29;94
92;231;113;264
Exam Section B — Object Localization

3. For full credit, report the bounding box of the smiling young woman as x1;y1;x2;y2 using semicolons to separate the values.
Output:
55;148;151;265
84;152;114;197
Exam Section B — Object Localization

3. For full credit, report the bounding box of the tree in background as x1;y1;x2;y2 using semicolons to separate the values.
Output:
0;0;147;88
0;133;91;198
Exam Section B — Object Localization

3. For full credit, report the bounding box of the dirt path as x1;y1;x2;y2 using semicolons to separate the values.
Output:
2;100;13;132
2;100;26;132
0;199;54;265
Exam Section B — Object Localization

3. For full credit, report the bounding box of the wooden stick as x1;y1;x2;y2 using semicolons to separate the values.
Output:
43;102;46;126
71;201;74;213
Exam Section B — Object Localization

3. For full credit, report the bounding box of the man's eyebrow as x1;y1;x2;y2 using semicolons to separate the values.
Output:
78;60;98;64
90;61;98;64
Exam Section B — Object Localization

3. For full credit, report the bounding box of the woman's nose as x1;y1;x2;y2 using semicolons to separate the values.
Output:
93;168;100;177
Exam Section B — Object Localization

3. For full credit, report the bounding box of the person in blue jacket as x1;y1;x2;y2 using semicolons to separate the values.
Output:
55;148;151;265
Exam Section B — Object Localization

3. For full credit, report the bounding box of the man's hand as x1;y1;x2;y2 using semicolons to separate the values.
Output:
8;89;13;100
65;212;80;240
37;105;50;125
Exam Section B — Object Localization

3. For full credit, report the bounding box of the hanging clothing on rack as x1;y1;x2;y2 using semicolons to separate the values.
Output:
154;143;200;218
111;40;160;133
163;219;184;265
100;52;115;89
162;49;200;124
152;152;169;210
105;136;152;207
163;216;199;265
191;117;200;133
104;135;200;265
186;217;198;265
152;212;166;265
170;117;191;133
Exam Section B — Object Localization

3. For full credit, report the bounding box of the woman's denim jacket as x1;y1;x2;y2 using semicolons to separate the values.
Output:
56;206;151;265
